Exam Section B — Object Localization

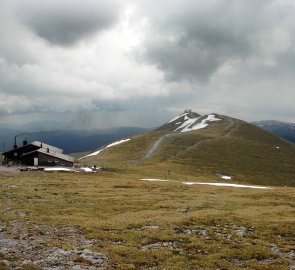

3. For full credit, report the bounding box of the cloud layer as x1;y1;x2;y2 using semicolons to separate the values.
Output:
17;0;120;46
0;0;295;128
140;0;295;81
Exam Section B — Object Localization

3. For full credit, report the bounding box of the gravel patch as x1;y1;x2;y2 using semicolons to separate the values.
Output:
0;221;108;270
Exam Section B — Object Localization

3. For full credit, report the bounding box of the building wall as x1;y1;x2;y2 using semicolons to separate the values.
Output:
22;153;73;167
37;153;73;167
3;145;39;162
22;154;36;166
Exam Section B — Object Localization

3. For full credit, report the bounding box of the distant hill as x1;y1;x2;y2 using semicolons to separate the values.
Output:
0;127;150;154
251;120;295;143
81;111;295;187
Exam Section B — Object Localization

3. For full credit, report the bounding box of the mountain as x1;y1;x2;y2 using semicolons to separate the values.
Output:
0;127;150;154
251;120;295;144
81;111;295;187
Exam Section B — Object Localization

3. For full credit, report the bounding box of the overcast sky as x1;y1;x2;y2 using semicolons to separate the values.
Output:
1;0;295;129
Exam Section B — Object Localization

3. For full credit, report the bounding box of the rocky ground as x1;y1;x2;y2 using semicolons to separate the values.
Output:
0;221;108;270
1;220;294;269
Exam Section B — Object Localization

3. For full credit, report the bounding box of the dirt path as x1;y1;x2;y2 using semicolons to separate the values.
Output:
172;138;209;159
223;117;235;133
144;117;237;160
144;134;174;159
175;118;237;157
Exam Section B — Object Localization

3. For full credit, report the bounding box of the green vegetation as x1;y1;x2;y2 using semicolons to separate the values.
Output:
0;171;294;269
1;116;295;269
81;118;295;187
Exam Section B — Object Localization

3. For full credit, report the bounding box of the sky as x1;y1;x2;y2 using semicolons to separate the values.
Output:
0;0;295;130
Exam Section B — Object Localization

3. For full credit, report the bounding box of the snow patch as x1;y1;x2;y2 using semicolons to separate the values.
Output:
80;138;131;159
140;178;175;182
183;182;270;189
168;113;187;123
221;176;232;180
82;149;103;158
106;138;131;148
44;167;97;173
139;179;271;189
80;167;93;172
175;117;199;132
44;167;77;172
175;114;221;133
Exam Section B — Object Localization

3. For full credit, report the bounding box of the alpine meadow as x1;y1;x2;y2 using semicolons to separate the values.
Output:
1;111;295;269
1;0;295;269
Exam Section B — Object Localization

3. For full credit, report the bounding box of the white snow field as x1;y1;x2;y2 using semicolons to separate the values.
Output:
140;178;174;182
221;175;232;180
183;182;270;189
140;179;271;189
176;114;221;133
80;167;93;172
168;113;221;133
44;167;77;172
44;167;96;173
80;138;131;159
168;113;187;123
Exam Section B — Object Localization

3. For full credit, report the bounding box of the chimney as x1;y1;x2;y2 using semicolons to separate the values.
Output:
23;138;28;146
14;135;17;149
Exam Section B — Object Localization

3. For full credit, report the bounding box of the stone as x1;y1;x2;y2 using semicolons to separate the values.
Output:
0;221;108;270
198;229;207;236
236;227;246;237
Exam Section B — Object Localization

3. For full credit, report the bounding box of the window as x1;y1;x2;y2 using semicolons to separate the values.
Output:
61;162;65;166
48;159;52;163
55;159;58;163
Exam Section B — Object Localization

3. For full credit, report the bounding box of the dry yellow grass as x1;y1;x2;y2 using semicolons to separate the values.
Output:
0;170;294;269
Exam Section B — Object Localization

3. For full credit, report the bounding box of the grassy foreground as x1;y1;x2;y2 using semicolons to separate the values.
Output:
0;170;295;269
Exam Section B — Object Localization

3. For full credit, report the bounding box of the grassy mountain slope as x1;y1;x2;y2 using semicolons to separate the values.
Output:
81;115;295;187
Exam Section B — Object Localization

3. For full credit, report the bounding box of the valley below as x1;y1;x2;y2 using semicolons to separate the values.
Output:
0;170;294;269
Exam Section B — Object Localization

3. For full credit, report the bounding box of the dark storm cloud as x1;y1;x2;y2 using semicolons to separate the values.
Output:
139;0;294;82
17;0;120;46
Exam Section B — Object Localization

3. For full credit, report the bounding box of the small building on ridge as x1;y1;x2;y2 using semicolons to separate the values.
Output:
2;140;74;167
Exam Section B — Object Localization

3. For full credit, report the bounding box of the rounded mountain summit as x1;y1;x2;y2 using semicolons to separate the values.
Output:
82;110;295;187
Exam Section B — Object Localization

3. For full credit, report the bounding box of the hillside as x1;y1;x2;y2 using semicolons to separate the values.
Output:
252;120;295;144
80;111;295;187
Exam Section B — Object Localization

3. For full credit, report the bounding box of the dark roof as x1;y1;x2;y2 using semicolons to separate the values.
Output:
30;141;63;153
2;141;63;155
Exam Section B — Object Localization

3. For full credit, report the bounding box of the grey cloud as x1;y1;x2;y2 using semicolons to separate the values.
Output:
17;0;120;46
145;39;220;82
0;0;295;127
140;0;295;82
